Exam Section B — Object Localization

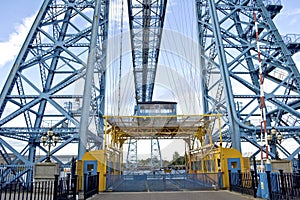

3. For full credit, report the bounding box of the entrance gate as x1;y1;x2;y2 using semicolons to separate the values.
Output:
106;172;220;192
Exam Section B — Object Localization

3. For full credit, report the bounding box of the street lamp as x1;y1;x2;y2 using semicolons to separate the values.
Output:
41;128;59;162
267;126;282;159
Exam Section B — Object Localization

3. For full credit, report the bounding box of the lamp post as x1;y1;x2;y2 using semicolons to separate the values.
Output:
41;128;59;162
267;127;282;159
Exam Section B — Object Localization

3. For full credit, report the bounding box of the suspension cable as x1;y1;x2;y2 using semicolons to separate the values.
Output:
117;0;124;116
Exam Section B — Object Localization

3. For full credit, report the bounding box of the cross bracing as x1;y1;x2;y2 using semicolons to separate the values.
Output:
0;0;109;185
196;0;300;158
128;0;167;103
0;0;300;187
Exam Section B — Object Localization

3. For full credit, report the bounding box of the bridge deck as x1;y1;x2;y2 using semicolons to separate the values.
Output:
92;191;254;200
106;173;220;192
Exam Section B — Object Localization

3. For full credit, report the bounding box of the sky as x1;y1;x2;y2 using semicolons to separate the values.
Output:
0;0;299;159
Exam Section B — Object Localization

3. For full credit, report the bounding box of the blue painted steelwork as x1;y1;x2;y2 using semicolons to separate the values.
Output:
127;0;168;171
150;137;162;168
0;0;109;186
126;138;138;170
128;0;167;102
196;0;300;158
1;0;300;188
282;34;300;55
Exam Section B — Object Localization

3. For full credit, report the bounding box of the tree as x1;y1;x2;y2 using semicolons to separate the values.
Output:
172;151;180;162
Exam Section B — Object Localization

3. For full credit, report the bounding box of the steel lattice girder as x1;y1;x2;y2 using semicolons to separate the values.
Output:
128;0;167;102
196;0;300;158
0;0;109;185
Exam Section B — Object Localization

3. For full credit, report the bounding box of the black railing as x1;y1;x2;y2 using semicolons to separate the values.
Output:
0;174;78;200
229;169;300;200
269;170;300;200
84;172;99;199
54;174;78;200
229;170;257;198
0;180;53;200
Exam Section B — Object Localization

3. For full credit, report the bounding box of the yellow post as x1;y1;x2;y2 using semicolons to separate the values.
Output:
76;160;83;191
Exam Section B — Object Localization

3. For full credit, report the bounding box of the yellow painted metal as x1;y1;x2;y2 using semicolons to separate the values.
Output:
103;114;222;140
76;160;83;191
77;149;122;192
190;146;250;189
101;114;250;190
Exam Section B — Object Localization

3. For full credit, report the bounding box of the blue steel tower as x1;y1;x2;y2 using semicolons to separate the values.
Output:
196;0;300;160
0;0;109;185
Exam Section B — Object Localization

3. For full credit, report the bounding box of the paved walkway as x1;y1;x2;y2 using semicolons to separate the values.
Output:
91;191;257;200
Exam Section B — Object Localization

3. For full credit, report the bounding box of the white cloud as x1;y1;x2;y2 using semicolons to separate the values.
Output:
283;8;300;16
293;53;300;70
0;15;35;68
288;17;298;26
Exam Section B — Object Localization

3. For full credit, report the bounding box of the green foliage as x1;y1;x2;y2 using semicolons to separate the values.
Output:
170;151;185;166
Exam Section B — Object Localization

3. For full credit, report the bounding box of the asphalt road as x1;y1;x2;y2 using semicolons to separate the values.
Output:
91;191;257;200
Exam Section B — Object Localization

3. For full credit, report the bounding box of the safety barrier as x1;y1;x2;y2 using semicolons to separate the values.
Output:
229;170;258;198
0;174;78;200
269;170;300;200
229;170;300;199
106;173;220;192
0;165;33;187
55;174;78;200
84;172;99;199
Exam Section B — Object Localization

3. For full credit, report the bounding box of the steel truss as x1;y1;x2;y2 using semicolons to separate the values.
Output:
1;0;300;187
127;0;168;169
196;0;300;159
0;0;109;186
128;0;167;102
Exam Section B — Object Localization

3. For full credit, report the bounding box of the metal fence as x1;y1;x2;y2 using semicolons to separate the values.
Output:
84;172;99;199
229;170;300;200
55;174;78;200
0;165;33;187
229;170;258;198
269;170;300;200
0;180;53;200
106;173;220;192
0;174;78;200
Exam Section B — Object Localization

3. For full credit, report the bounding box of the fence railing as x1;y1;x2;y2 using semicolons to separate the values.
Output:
84;172;99;199
269;170;300;200
1;180;54;200
0;174;78;200
106;173;220;192
0;165;33;187
229;170;300;200
55;174;78;200
229;170;257;198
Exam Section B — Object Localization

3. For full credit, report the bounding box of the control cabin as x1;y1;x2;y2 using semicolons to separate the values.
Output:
135;101;177;116
135;101;177;127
